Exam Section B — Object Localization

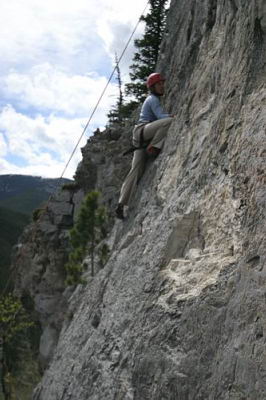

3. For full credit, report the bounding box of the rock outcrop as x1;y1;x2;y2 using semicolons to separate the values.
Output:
12;0;266;399
12;125;133;369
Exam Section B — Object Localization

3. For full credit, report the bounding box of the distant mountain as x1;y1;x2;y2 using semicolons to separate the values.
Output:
0;174;73;293
0;174;72;215
0;206;29;292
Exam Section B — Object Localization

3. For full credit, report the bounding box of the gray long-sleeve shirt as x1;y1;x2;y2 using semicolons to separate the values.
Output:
138;94;170;123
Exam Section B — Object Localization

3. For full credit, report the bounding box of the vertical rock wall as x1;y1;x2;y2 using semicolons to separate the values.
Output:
12;125;133;369
12;0;266;399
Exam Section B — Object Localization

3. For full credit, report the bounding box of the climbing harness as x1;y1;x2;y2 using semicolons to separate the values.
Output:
123;123;151;156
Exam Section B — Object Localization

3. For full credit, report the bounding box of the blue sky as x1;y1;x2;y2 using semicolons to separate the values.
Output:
0;0;148;179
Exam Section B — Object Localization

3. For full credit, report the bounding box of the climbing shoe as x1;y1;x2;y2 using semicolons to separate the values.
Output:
146;145;161;158
115;203;124;220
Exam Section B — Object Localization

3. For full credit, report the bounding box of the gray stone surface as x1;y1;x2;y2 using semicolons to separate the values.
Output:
11;188;76;369
11;127;132;370
12;0;266;398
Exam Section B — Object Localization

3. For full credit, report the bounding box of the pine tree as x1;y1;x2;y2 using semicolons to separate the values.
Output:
125;0;169;101
0;294;34;399
107;55;140;123
65;191;108;284
107;54;124;124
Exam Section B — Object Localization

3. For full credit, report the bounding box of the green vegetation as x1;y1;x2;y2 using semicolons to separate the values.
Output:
98;243;110;270
107;0;169;124
107;55;125;124
61;182;80;191
0;294;33;344
4;346;41;400
0;174;73;216
65;191;108;285
32;207;45;222
0;207;29;294
0;188;47;216
125;0;169;101
0;294;39;400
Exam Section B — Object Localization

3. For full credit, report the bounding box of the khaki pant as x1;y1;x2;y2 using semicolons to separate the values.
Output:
119;117;173;206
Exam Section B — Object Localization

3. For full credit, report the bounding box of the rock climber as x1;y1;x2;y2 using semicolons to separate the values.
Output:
115;72;174;220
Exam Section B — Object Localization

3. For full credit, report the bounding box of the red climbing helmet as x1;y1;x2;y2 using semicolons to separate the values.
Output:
146;73;165;88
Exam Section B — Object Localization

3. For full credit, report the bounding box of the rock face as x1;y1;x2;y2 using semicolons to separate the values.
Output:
12;189;74;369
12;127;133;369
13;0;266;399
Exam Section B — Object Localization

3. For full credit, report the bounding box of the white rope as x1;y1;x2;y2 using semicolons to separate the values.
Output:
59;0;150;181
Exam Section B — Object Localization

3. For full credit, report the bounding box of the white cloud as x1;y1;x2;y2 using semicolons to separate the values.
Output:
0;156;76;180
0;133;8;157
96;1;148;75
1;1;100;70
0;0;147;74
0;106;92;178
0;0;149;178
2;63;118;117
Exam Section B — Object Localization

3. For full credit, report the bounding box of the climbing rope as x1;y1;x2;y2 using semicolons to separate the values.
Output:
0;1;150;297
59;0;150;182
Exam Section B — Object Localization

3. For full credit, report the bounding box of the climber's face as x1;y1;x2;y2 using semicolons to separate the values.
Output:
153;80;165;95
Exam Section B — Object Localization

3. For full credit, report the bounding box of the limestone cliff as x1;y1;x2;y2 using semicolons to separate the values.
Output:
13;0;266;399
12;124;133;369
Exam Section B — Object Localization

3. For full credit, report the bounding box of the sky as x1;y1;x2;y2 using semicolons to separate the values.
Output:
0;0;149;179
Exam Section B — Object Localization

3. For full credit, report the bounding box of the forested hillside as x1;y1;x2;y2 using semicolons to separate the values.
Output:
0;175;72;215
0;207;29;292
0;175;72;294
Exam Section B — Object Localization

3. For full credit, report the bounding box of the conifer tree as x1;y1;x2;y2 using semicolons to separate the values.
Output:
107;55;140;123
0;294;33;399
107;54;124;124
65;191;107;284
125;0;169;101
